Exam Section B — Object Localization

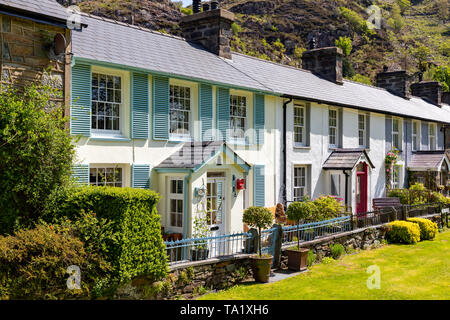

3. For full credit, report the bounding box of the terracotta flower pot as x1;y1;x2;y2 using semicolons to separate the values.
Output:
251;255;273;283
286;248;309;271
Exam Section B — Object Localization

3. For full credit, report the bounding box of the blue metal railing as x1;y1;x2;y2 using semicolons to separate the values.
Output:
165;231;254;266
281;216;351;248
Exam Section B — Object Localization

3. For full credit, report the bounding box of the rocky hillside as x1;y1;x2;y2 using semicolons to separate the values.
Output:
58;0;449;85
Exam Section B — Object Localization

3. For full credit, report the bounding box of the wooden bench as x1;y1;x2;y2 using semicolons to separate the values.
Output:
372;197;402;211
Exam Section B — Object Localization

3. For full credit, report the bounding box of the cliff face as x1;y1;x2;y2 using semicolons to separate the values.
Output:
58;0;449;83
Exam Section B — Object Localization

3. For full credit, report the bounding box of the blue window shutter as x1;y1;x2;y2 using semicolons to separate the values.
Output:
71;64;91;136
132;73;149;139
253;164;265;207
199;84;213;141
132;164;151;189
153;76;169;140
71;164;89;185
217;87;230;141
216;181;223;223
254;93;265;145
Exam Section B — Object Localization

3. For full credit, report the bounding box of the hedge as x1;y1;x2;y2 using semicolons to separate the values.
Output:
407;218;438;240
386;221;421;244
46;186;167;282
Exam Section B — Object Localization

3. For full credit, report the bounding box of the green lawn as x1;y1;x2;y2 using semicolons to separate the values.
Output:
200;229;450;300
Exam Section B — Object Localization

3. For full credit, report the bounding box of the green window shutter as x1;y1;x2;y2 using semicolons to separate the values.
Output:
305;102;311;147
71;164;89;185
132;164;151;189
217;87;230;141
199;84;213;141
253;164;265;207
366;112;371;149
71;64;91;136
153;76;169;140
254;93;265;145
132;73;149;139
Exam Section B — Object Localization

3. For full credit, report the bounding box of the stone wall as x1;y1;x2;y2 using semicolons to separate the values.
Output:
0;14;67;105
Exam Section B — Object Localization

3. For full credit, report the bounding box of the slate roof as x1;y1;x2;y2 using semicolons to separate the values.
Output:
0;0;72;25
408;151;449;171
155;141;250;171
323;149;374;170
70;13;450;124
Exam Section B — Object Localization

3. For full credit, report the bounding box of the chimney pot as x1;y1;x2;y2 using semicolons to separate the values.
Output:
193;0;201;14
202;3;210;12
211;1;219;10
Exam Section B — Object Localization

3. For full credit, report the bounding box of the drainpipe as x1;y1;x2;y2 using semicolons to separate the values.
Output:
282;97;293;208
343;170;349;210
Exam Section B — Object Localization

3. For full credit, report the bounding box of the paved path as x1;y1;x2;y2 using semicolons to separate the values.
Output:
267;269;307;283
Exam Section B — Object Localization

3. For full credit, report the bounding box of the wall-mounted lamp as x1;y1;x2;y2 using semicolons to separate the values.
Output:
194;185;206;198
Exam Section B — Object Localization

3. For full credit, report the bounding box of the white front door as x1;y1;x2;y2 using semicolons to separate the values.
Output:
206;177;226;237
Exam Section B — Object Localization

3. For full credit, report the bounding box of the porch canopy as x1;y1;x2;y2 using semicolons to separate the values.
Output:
154;141;251;173
322;148;375;170
407;151;450;172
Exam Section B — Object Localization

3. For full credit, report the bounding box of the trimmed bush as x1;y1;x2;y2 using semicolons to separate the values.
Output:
0;225;111;299
386;221;421;244
330;243;345;259
45;186;167;282
310;196;344;222
243;206;273;257
307;250;316;267
407;218;438;240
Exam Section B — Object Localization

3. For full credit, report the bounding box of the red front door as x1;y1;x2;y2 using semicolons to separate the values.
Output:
356;162;368;215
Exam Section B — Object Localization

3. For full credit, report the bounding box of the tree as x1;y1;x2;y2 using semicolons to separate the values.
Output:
433;66;450;92
396;0;411;14
413;45;432;73
388;3;405;32
335;36;352;57
243;207;273;257
286;200;316;250
0;84;75;234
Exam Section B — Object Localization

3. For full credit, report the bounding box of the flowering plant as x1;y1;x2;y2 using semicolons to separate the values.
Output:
385;149;399;166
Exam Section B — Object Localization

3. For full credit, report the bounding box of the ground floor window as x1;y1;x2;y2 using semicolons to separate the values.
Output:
169;178;184;228
89;167;123;187
331;174;341;196
392;166;401;189
293;166;306;201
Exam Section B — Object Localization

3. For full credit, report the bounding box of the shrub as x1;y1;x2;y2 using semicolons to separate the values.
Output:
330;243;345;259
386;221;421;244
45;186;167;282
286;200;316;249
407;218;438;240
311;196;344;222
322;257;334;264
307;250;316;267
0;225;111;299
243;206;273;257
0;84;75;234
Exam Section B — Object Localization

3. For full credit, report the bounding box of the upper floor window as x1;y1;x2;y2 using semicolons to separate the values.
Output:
293;166;306;201
170;85;191;138
91;73;121;132
294;105;305;146
412;120;420;151
89;167;123;187
358;114;366;148
168;178;184;229
328;109;338;147
230;95;247;139
429;123;436;150
392;118;401;150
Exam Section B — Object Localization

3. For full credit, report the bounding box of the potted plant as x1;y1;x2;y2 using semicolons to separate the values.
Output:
190;210;211;261
285;200;315;271
243;206;274;283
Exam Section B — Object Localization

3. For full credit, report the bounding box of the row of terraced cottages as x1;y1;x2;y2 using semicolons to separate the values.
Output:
3;0;449;239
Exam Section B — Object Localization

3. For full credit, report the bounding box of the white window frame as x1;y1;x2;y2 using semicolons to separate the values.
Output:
358;114;366;148
428;123;436;151
392;165;402;189
330;173;341;197
91;72;123;136
89;165;124;187
229;94;248;140
392;118;402;151
169;84;192;140
293;166;307;202
412;120;420;151
168;177;184;231
328;108;339;148
293;104;306;146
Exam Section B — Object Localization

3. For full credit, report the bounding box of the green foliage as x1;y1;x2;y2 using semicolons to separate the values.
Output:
407;218;438;240
432;66;450;92
243;206;273;257
335;36;352;57
45;186;167;282
180;7;193;15
322;257;334;264
330;243;345;260
0;225;111;299
351;74;373;85
342;57;356;78
293;46;306;64
286;200;315;223
271;25;278;32
396;0;411;13
310;196;345;222
307;250;316;267
386;221;421;244
231;22;242;36
388;183;432;205
0;84;75;234
339;7;375;37
413;45;432;72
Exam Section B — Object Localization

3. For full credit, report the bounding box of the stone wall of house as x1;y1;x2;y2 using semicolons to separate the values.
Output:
0;14;67;104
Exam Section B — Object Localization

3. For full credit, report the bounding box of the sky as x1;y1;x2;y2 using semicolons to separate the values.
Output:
173;0;191;7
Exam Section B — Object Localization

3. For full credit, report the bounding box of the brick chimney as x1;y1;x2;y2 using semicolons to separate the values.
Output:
302;47;344;85
376;68;411;99
180;2;234;59
442;92;450;105
410;81;443;106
